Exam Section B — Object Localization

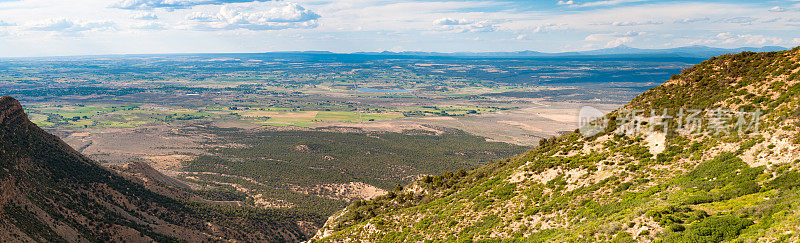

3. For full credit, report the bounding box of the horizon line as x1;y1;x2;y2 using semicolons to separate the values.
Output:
0;44;791;59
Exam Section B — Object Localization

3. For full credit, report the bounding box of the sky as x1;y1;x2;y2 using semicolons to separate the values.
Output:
0;0;798;57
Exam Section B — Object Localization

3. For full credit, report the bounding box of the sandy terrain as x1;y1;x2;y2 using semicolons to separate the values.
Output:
331;120;445;135
59;125;209;180
289;182;387;202
238;110;280;117
312;101;620;146
144;154;196;176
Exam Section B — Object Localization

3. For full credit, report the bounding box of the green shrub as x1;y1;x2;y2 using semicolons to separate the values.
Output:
663;215;753;242
669;224;686;232
680;152;762;204
764;171;800;190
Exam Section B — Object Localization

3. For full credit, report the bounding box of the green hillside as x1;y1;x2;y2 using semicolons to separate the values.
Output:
313;47;800;242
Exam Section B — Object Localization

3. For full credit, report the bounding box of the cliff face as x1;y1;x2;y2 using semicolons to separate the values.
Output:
314;47;800;242
0;96;313;242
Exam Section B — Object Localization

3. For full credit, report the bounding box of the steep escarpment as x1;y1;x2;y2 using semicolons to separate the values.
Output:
0;96;316;242
314;47;800;242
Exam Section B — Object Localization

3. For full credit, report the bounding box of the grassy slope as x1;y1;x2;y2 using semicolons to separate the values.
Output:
314;47;800;242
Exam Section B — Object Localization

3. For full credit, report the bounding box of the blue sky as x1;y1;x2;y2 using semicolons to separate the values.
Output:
0;0;798;57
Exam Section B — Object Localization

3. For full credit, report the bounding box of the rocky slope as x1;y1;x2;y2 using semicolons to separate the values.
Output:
0;96;316;242
313;47;800;242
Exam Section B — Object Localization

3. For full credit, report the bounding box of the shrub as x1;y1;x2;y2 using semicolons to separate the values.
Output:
663;215;753;242
669;224;686;232
681;152;762;204
764;171;800;190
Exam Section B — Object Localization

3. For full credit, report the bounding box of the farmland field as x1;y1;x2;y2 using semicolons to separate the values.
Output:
1;52;695;224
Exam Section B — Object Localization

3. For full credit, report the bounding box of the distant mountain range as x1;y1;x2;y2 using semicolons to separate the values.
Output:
276;45;788;59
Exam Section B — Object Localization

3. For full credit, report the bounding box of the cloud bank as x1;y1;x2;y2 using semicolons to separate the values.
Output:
112;0;271;10
185;2;320;31
0;0;796;57
433;18;496;32
28;19;115;33
132;12;158;20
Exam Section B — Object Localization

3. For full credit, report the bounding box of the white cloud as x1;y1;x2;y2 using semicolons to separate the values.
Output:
465;21;496;32
675;17;709;23
769;6;786;12
0;0;796;56
112;0;271;10
761;18;781;24
611;20;662;26
508;2;765;35
132;12;158;20
557;0;574;5
0;20;15;26
433;18;468;26
28;19;115;33
433;18;497;32
529;23;569;33
585;31;642;47
187;12;217;22
604;37;633;47
186;2;320;31
313;1;510;34
578;0;648;8
703;32;783;46
131;22;166;30
719;17;756;24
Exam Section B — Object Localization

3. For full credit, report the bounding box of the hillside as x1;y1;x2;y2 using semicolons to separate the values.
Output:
313;47;800;242
0;96;317;242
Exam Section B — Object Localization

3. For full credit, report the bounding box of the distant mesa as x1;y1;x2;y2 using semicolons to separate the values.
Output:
273;45;789;59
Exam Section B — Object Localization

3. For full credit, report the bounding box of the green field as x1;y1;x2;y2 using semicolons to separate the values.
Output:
25;101;511;129
26;104;218;128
